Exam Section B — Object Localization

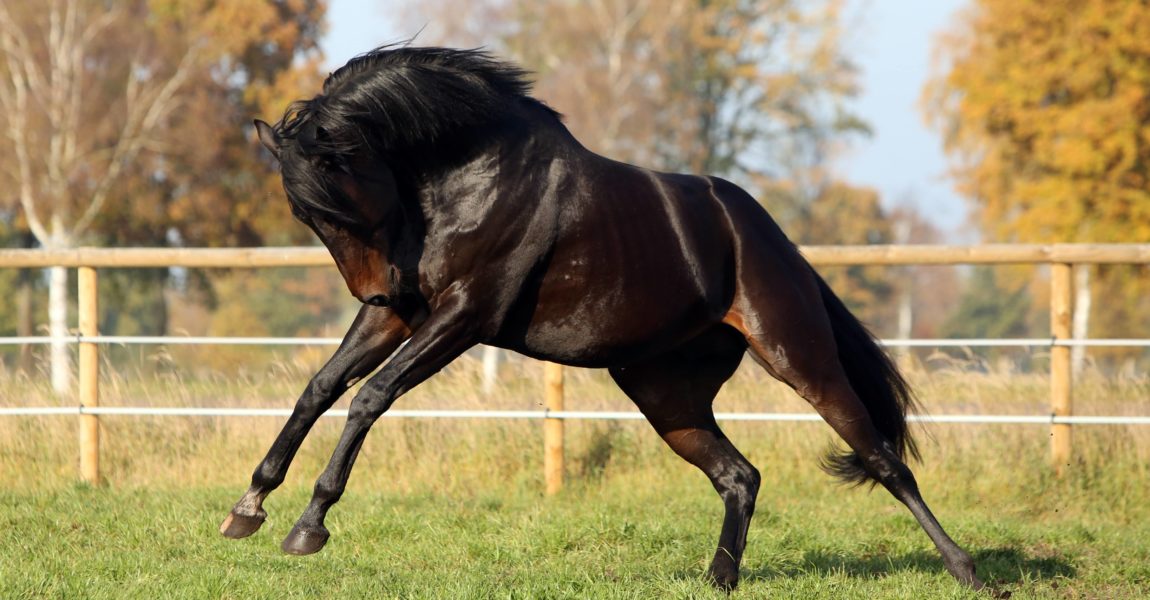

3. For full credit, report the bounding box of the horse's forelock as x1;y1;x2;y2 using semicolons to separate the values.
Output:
276;131;359;227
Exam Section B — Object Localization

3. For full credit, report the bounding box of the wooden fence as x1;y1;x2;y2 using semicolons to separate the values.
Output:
1;243;1149;489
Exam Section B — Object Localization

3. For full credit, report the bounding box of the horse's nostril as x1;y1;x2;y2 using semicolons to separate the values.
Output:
364;294;390;307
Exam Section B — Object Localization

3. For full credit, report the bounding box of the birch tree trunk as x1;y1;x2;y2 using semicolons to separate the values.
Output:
48;264;71;393
482;345;503;395
48;221;74;394
0;0;198;392
896;287;913;361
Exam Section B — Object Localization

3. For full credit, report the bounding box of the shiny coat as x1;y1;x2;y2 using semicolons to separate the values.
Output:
219;46;990;594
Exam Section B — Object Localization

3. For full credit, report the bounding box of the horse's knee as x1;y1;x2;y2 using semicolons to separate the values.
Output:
346;401;390;427
348;379;399;421
306;371;343;404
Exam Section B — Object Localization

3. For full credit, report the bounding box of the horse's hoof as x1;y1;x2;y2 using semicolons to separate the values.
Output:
706;566;739;593
281;525;330;555
219;509;266;539
952;566;1009;597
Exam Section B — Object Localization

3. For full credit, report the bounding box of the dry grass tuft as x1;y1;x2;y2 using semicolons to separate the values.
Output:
1;354;1148;504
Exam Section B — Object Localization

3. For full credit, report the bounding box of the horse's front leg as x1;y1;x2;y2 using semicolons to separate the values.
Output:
220;304;416;539
280;293;478;555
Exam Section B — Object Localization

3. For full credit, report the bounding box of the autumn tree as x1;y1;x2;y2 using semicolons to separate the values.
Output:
0;0;325;390
85;1;329;366
0;215;31;369
923;0;1150;354
404;0;864;192
886;202;961;344
779;182;898;330
940;267;1036;369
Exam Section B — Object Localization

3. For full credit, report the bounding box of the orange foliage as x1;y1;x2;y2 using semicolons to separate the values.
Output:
924;0;1150;243
925;1;1150;349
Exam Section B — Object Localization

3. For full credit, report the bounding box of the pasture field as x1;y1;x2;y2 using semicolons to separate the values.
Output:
2;356;1149;598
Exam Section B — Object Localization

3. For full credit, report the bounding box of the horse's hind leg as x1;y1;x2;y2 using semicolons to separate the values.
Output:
609;326;756;591
776;364;983;589
725;264;986;591
782;368;983;590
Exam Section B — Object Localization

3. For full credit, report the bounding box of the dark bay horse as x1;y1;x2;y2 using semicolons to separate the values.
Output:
220;46;988;593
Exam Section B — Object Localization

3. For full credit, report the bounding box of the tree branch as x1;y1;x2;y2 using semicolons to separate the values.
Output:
73;44;201;238
0;5;49;242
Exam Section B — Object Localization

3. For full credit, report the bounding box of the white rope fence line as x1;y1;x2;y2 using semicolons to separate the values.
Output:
3;334;1147;426
1;405;1149;425
2;335;1150;347
0;335;344;346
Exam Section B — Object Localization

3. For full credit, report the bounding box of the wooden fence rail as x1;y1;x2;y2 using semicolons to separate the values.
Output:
3;242;1150;268
2;243;1149;489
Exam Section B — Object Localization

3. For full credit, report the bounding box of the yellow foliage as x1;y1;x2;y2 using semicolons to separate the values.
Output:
925;1;1150;349
924;0;1150;243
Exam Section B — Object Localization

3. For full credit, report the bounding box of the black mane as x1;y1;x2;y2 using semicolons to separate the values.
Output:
271;46;559;223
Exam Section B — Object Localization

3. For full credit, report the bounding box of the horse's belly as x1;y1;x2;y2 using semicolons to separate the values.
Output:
503;279;720;367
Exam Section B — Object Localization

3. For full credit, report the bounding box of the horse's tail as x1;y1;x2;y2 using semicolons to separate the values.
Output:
814;273;920;485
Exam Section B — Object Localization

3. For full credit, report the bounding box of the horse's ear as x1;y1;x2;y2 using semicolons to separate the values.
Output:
254;119;281;158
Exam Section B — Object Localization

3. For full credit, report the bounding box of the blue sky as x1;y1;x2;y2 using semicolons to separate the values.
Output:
321;0;971;238
837;0;970;238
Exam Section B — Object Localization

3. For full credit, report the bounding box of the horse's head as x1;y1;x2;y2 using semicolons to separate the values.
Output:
256;118;405;307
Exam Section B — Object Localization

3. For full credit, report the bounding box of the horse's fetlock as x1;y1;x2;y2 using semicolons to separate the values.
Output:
253;465;285;490
947;551;976;577
313;477;344;503
707;550;741;591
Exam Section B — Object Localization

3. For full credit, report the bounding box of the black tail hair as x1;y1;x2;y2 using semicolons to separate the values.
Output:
814;273;920;485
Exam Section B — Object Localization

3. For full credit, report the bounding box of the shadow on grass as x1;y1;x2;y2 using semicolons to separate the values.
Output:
740;546;1074;586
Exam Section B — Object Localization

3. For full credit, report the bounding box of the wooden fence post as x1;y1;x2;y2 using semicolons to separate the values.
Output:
78;266;100;485
1050;262;1073;476
543;362;564;495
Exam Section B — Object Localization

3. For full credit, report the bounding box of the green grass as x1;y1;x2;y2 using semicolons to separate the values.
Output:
2;358;1149;598
1;457;1147;599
